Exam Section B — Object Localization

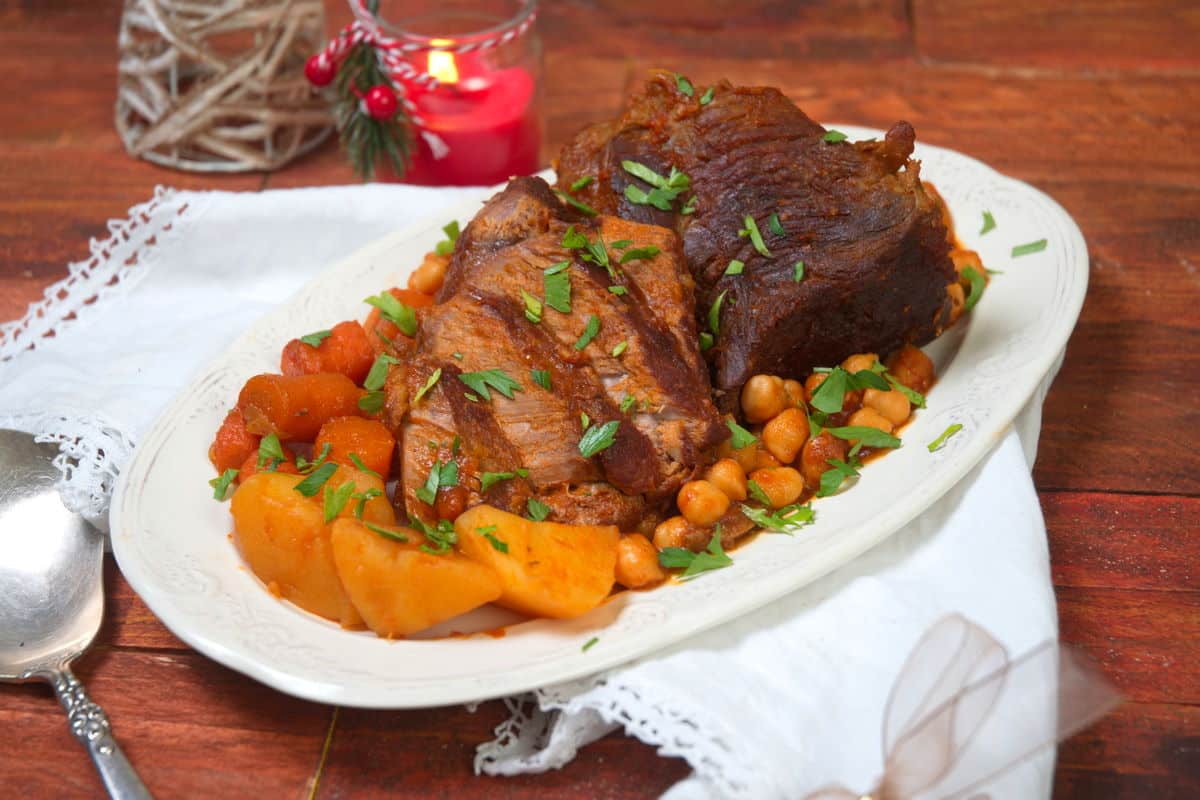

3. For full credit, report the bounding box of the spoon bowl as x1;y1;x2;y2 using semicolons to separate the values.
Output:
0;430;151;799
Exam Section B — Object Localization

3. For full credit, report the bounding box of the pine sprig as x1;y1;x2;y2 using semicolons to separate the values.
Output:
333;43;412;180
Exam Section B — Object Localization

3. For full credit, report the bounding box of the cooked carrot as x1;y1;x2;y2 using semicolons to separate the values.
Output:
314;416;397;479
209;409;260;474
281;320;376;384
238;448;299;483
364;288;434;352
238;373;365;441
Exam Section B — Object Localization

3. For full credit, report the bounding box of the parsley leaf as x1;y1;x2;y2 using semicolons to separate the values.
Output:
298;329;332;347
611;341;628;357
209;468;238;500
579;420;620;458
322;480;357;523
962;265;986;312
675;73;694;96
562;225;589;249
726;419;758;449
582;636;600;652
980;211;996;235
416;460;459;505
296;443;331;474
886;375;926;408
817;457;860;497
621;160;691;212
554;189;598;217
746;478;772;506
681;195;698;215
823;129;848;143
724;259;745;276
699;331;714;351
364;292;417;337
294;462;338;497
1011;239;1047;257
574;315;601;350
480;527;509;553
810;368;849;413
531;368;552;390
619;245;661;264
793;261;805;282
413;368;442;404
521;289;543;323
928;423;963;452
480;471;524;492
256;433;286;471
658;526;732;579
740;502;815;532
526;498;551;521
351;487;383;518
768;213;786;236
708;290;728;335
569;176;594;192
364;353;400;392
358;391;385;414
826;426;901;449
409;516;457;554
608;284;627;296
366;521;409;543
458;369;522;401
348;453;381;479
699;86;715;105
544;260;572;313
620;394;637;413
434;220;460;257
740;215;771;257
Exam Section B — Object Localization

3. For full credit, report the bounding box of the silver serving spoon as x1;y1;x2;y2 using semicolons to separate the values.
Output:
0;430;151;799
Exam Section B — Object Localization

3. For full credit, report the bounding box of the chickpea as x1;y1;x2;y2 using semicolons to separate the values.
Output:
717;438;760;474
783;379;805;408
804;372;828;402
748;467;806;509
842;352;880;374
762;408;809;464
653;515;690;550
946;282;965;321
848;407;894;435
615;534;667;588
862;387;911;426
705;458;748;501
677;480;730;526
886;345;935;394
741;375;787;423
408;251;450;295
800;432;848;490
754;447;783;470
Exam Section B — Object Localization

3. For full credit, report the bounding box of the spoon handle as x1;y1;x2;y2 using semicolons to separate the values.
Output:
48;667;153;800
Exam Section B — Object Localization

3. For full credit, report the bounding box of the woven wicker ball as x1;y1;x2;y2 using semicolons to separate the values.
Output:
116;0;333;172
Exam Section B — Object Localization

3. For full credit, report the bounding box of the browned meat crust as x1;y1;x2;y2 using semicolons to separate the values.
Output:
555;72;957;407
387;177;726;529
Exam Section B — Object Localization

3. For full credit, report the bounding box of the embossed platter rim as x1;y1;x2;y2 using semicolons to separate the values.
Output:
110;128;1088;708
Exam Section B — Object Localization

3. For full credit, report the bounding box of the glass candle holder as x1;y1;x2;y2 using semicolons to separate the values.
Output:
368;0;542;186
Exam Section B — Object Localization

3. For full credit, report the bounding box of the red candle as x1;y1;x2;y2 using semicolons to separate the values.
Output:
400;49;540;186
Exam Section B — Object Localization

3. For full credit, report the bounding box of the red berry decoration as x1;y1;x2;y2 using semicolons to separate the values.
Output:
364;85;398;120
305;55;336;87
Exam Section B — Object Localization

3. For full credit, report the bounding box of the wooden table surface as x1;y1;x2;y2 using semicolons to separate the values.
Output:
2;1;1197;797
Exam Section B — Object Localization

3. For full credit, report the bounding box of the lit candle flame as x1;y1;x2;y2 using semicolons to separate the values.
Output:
427;42;459;85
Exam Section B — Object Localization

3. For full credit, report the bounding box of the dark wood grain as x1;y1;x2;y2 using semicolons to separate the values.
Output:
0;0;1196;797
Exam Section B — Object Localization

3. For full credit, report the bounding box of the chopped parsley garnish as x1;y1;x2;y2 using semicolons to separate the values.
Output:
296;443;331;474
412;368;442;404
209;468;238;500
531;368;552;390
322;480;357;523
298;329;332;347
521;289;544;323
611;341;628;357
416;460;459;505
1011;239;1047;257
554;189;598;217
611;239;633;249
620;394;637;413
579;420;620;458
366;522;409;543
480;470;528;492
886;375;926;408
961;265;986;312
544;260;572;313
453;352;464;360
681;196;698;215
826;425;901;449
823;129;848;143
621;160;691;211
458;369;522;401
768;213;786;236
746;478;772;506
569;176;595;192
740;215;771;257
726;419;758;449
364;353;400;392
480;526;509;553
574;314;601;350
464;392;480;402
562;225;589;249
708;290;728;335
294;461;338;497
741;502;815;532
526;498;551;521
608;285;628;296
434;220;460;256
619;245;661;264
980;211;996;235
817;457;861;497
580;412;591;430
809;366;889;413
658;526;732;579
257;433;286;471
928;423;963;452
724;259;744;276
674;73;695;96
793;261;805;282
699;332;715;351
351;487;383;518
699;86;715;105
364;292;417;337
348;453;381;479
358;391;385;414
409;516;457;554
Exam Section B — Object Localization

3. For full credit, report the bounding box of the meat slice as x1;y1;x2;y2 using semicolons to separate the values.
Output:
555;72;958;407
387;177;726;530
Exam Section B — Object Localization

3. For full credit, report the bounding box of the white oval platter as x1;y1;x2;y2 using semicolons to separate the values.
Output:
111;127;1088;708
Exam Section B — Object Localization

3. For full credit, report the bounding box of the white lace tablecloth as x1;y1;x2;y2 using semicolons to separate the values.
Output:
0;185;1058;798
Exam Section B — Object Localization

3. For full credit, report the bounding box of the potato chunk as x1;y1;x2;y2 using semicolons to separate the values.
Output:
455;505;619;619
230;467;393;627
330;519;502;638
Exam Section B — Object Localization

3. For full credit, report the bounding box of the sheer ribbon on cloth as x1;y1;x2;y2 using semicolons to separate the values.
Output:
804;614;1120;800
